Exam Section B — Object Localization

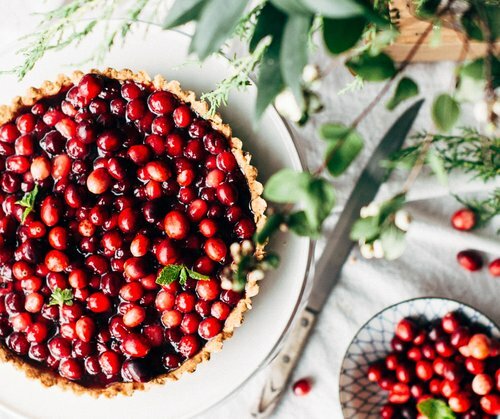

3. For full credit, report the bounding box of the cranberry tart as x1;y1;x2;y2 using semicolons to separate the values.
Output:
0;68;266;396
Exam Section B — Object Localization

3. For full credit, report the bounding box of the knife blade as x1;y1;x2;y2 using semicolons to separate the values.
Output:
251;99;424;418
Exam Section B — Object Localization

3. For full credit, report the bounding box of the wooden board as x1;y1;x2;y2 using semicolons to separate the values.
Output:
386;0;493;62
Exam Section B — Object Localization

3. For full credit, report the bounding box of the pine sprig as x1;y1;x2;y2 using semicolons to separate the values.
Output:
454;189;500;227
200;38;271;116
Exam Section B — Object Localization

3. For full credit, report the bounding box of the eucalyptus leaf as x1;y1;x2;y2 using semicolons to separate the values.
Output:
417;398;456;419
323;16;366;55
350;216;380;241
190;0;247;60
254;213;285;244
255;12;286;121
432;93;460;132
287;211;319;237
321;126;364;177
426;148;448;186
263;169;311;203
460;58;484;81
380;224;406;260
163;0;206;29
386;77;419;111
346;52;396;82
280;14;312;108
250;3;286;52
302;0;365;18
270;0;311;15
378;193;406;223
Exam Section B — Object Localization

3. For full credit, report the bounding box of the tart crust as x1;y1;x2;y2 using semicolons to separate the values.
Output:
0;68;267;397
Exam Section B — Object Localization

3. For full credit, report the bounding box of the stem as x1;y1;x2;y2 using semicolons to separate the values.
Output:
402;134;432;193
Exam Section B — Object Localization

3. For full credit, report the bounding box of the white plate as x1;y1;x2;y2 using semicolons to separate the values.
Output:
0;23;313;419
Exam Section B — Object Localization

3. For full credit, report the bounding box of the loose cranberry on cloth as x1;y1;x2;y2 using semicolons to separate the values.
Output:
0;69;266;395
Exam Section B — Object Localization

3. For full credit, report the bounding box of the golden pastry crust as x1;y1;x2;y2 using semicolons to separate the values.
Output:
0;68;267;397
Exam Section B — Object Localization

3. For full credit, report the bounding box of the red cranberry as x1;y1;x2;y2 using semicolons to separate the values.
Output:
367;363;384;382
204;237;227;262
480;394;500;415
45;250;69;272
395;319;417;342
126;99;146;121
78;74;103;102
388;383;410;404
173;105;192;128
75;316;95;342
292;378;312;396
216;151;237;172
164;210;190;240
489;258;500;277
198;317;221;339
448;392;472;413
99;350;122;376
123;334;150;358
0;123;20;143
415;360;433;381
48;336;72;360
87;168;112;194
148;91;176;115
210;301;230;321
469;334;490;360
97;131;121;152
451;208;476;231
472;373;494;396
235;218;256;239
177;335;199;358
87;292;111;313
123;305;146;327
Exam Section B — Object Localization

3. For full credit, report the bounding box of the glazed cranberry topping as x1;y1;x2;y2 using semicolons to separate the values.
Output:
368;312;500;418
0;73;256;388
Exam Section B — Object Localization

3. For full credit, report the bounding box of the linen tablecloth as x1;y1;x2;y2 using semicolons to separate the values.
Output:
0;3;498;418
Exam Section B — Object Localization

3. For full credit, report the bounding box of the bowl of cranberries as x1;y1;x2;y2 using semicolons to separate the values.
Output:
339;297;500;418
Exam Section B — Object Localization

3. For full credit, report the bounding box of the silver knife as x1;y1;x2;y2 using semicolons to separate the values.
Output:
251;99;425;418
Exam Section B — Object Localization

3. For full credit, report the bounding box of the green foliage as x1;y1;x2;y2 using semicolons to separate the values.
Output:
380;224;406;260
323;16;366;55
163;0;206;29
386;77;419;110
417;398;456;419
156;264;209;286
320;123;364;176
254;213;285;244
264;169;335;235
49;288;74;307
455;189;500;227
346;52;396;81
280;14;312;107
431;94;460;132
16;184;39;224
189;0;247;60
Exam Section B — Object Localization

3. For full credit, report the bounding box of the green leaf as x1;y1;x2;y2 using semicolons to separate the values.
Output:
179;267;188;286
461;5;499;42
431;93;460;132
320;123;352;139
323;16;366;55
426;148;448;186
250;3;286;52
378;193;406;223
346;52;396;82
320;124;364;177
350;216;380;241
287;211;319;237
163;0;207;29
16;184;39;224
48;287;74;307
255;17;286;121
261;253;280;269
386;77;419;111
270;0;311;15
156;264;183;285
414;0;441;18
460;58;484;81
280;14;312;108
190;0;247;60
302;0;365;18
254;213;285;244
186;268;210;280
380;224;406;260
263;169;311;203
234;254;253;292
303;177;335;229
417;398;456;419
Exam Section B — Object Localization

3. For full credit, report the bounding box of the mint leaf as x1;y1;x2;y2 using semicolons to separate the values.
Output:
156;265;183;285
320;124;364;177
156;264;209;286
186;268;209;281
323;16;366;55
16;184;39;224
48;287;73;307
163;0;206;29
386;77;419;111
417;398;456;419
432;93;460;132
179;267;188;286
346;52;396;81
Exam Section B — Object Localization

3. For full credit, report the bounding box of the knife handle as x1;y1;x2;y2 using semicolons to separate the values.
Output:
251;308;317;418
